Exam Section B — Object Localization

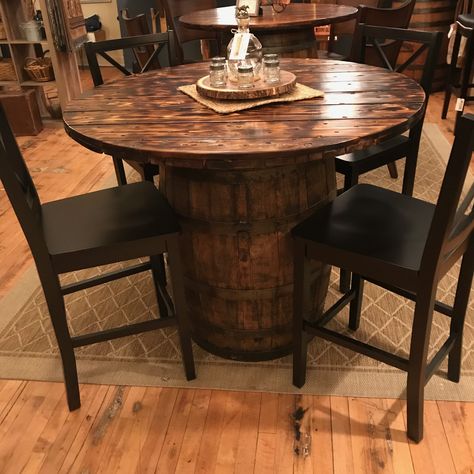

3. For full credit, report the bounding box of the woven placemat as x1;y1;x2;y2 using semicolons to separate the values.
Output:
178;83;324;114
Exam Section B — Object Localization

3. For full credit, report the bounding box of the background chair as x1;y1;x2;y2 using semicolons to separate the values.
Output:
160;0;217;65
442;13;474;134
321;0;381;60
292;113;474;442
322;0;415;61
120;9;162;71
336;25;443;291
0;104;195;411
84;32;176;185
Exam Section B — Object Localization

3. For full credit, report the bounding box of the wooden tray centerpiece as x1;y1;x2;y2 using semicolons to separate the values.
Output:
196;70;296;100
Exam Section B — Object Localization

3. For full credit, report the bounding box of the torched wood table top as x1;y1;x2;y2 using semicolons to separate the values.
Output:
179;4;358;31
63;59;426;170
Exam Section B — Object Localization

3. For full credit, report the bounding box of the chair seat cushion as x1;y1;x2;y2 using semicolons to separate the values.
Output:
292;184;435;273
42;182;180;270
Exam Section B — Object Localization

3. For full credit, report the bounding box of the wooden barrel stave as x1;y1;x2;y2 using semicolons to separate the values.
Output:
163;157;336;360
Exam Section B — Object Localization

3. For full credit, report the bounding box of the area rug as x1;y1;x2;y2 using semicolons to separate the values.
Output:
0;124;473;401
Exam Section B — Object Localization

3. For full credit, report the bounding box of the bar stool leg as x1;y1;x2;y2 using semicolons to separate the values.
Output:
293;241;311;388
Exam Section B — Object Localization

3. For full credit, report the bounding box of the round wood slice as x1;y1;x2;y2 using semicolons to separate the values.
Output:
196;70;296;100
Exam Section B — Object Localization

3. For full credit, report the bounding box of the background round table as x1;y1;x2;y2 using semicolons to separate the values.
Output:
179;4;358;57
63;59;425;361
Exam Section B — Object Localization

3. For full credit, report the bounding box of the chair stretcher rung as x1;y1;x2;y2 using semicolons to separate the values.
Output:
71;316;175;348
306;325;409;371
61;261;152;295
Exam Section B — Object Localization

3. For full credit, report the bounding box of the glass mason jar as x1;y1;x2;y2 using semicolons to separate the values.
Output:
237;63;254;89
211;56;227;81
263;58;280;84
209;62;226;88
227;8;263;82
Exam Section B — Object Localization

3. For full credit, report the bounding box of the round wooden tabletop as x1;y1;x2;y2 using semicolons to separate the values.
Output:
63;58;425;170
179;4;358;31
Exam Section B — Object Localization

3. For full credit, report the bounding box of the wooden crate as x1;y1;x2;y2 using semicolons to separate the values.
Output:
0;89;43;135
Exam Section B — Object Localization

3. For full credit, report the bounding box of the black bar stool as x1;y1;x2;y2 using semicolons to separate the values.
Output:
442;13;474;133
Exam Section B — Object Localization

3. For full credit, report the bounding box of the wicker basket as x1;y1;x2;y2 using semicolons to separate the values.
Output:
24;52;54;82
0;58;17;81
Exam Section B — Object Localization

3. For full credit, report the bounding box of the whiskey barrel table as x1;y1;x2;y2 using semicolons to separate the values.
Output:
179;4;358;57
63;59;425;361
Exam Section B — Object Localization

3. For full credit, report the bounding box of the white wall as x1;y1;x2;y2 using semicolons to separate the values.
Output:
80;0;123;64
81;1;121;42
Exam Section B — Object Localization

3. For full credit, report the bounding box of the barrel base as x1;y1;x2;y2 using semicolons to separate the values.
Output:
193;334;293;361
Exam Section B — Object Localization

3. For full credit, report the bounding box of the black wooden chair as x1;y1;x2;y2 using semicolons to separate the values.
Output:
292;113;474;443
160;0;217;65
321;0;414;61
441;14;474;134
0;104;195;411
84;32;177;185
337;25;443;291
120;9;162;72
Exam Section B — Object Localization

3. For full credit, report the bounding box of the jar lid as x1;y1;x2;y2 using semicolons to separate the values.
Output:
238;64;253;73
264;59;279;67
210;63;225;70
211;56;226;64
263;53;279;60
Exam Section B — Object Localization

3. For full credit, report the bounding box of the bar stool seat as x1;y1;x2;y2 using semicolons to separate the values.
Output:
458;13;474;28
442;13;474;132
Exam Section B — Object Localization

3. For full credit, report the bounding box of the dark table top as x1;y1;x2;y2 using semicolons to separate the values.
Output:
179;4;358;31
63;59;425;170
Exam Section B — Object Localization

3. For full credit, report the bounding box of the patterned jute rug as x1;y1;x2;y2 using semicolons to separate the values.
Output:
0;124;473;401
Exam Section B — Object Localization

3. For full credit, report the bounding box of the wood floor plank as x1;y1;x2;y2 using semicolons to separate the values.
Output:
310;396;333;474
259;392;279;434
275;393;296;474
0;382;42;452
95;386;149;473
235;392;262;474
254;432;277;474
0;381;64;473
174;389;212;474
293;394;314;474
67;386;130;474
348;397;414;474
138;387;178;473
438;401;474;474
406;401;457;474
330;396;355;474
36;384;109;474
195;390;229;474
0;380;26;424
215;391;246;473
21;389;71;473
382;399;415;474
155;389;195;473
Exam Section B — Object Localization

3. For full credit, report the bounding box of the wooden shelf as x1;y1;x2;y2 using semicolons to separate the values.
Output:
4;39;49;46
20;80;56;87
0;0;84;112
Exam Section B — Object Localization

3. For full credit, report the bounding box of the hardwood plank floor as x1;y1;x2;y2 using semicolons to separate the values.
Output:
0;81;473;472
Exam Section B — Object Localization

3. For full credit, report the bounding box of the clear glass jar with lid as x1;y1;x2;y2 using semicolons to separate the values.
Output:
209;62;226;88
263;58;280;84
227;6;263;82
237;63;254;89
